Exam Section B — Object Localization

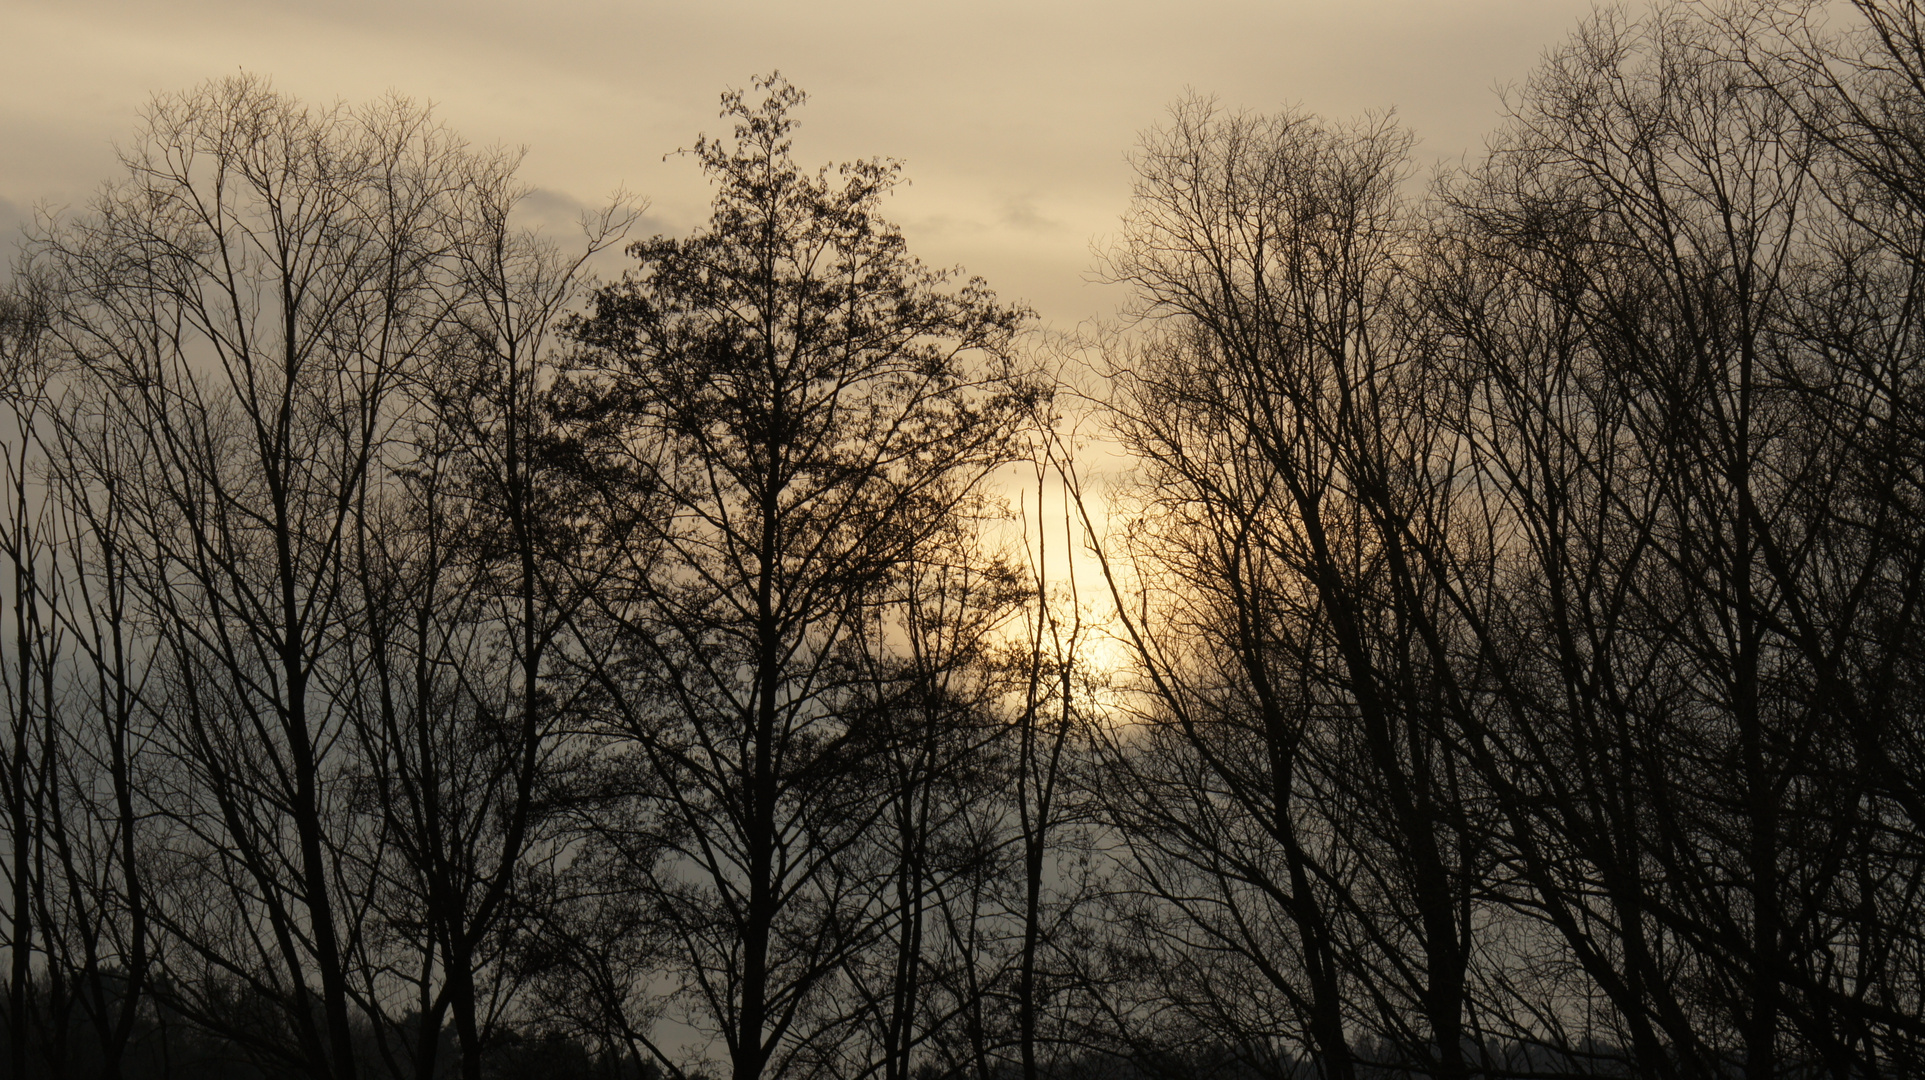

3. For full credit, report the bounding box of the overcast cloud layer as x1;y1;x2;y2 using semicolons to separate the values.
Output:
4;0;1609;328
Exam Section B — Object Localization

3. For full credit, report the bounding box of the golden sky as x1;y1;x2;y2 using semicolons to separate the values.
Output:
4;0;1606;330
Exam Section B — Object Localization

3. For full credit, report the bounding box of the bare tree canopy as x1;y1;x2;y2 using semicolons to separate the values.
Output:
4;6;1925;1078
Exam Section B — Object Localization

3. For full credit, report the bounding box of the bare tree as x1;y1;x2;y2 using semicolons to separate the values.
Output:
0;276;61;1077
0;268;171;1080
1424;4;1925;1073
343;147;632;1080
1094;97;1498;1080
552;75;1041;1080
26;74;626;1080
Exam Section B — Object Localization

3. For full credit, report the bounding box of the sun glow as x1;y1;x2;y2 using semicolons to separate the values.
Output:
1000;449;1143;724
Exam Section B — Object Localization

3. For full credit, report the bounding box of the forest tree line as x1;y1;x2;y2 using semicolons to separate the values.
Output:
2;2;1924;1078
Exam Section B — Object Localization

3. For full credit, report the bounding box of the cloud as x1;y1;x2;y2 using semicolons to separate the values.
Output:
1001;198;1064;235
514;187;604;237
3;0;1624;327
0;197;25;285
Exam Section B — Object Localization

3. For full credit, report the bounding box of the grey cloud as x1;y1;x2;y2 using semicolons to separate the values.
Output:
1000;199;1063;235
5;0;1632;328
0;197;25;285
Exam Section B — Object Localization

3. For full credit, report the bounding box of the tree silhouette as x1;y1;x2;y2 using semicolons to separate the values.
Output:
553;75;1041;1080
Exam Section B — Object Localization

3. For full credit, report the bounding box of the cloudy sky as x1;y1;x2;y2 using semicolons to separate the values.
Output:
4;0;1611;330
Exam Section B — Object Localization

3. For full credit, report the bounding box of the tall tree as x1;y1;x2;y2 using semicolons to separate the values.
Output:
4;270;168;1080
1095;97;1494;1080
556;75;1040;1080
1425;3;1925;1072
26;74;625;1080
338;147;630;1080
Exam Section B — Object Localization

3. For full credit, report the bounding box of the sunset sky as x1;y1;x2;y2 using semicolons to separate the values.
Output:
4;0;1612;331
